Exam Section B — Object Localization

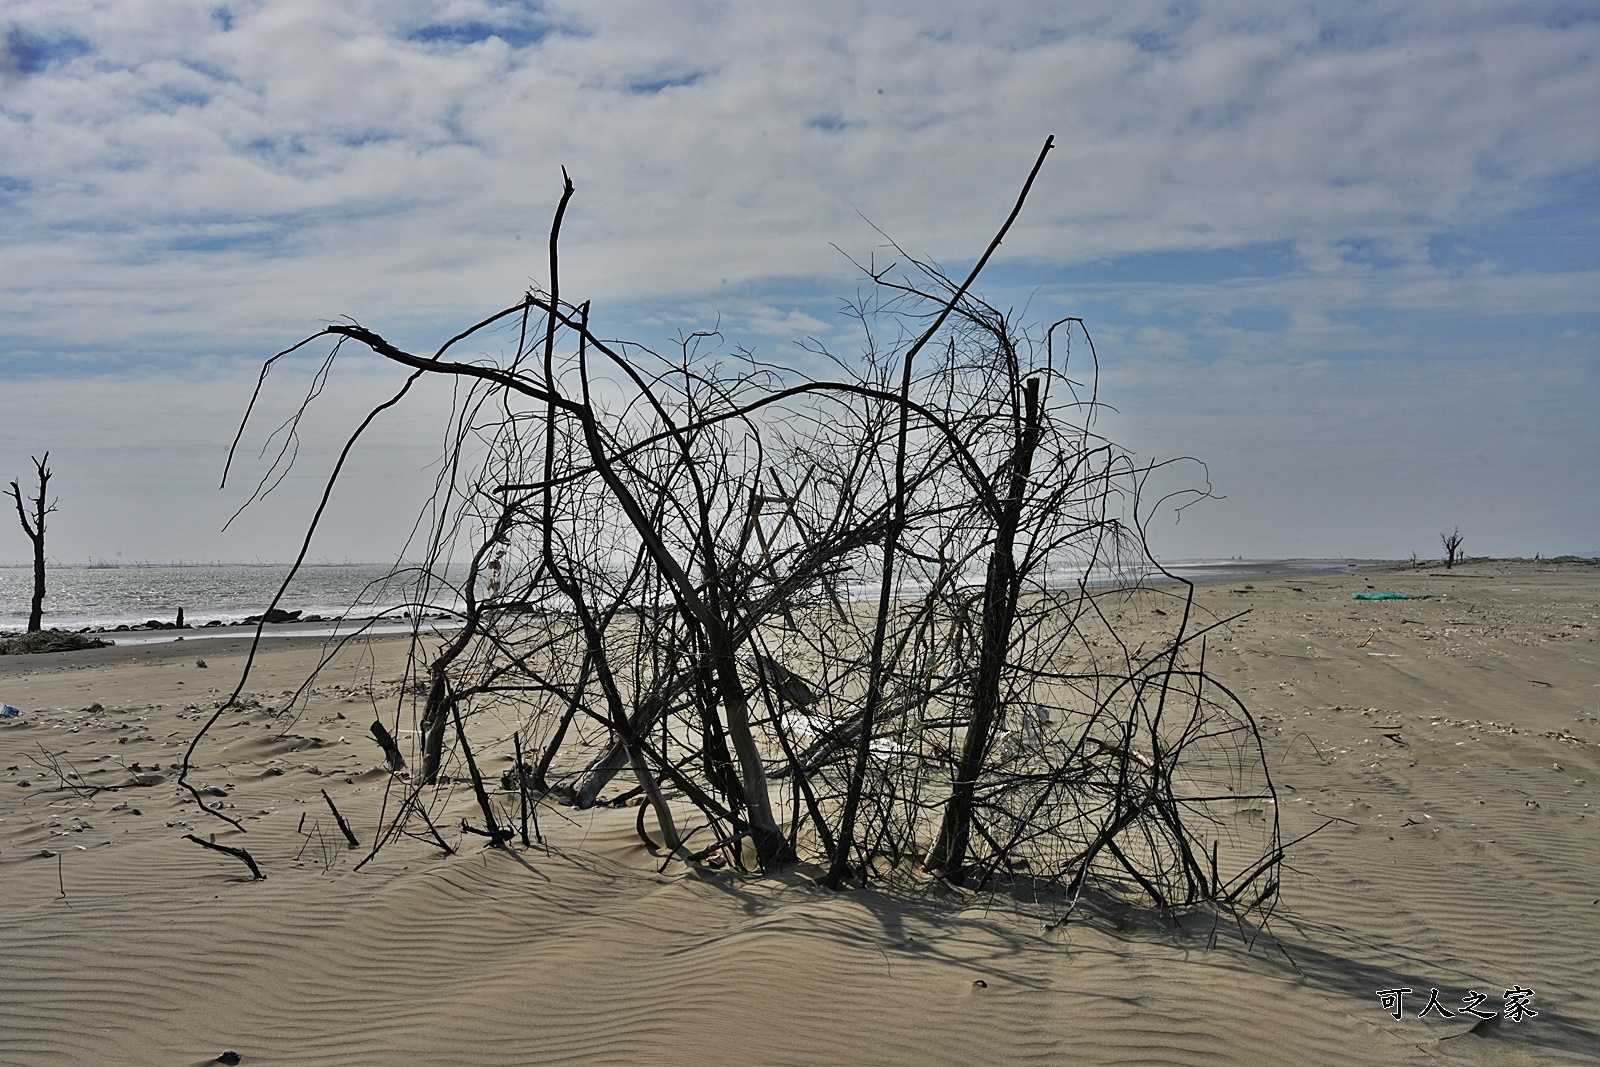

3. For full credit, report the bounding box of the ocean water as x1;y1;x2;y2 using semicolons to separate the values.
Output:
0;563;440;632
0;558;1380;633
840;557;1381;603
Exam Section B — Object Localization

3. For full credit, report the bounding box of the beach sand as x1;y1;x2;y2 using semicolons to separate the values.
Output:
1;561;1595;1066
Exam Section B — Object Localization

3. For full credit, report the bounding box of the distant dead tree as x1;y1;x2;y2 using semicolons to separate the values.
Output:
8;453;54;632
194;141;1289;925
1441;527;1464;569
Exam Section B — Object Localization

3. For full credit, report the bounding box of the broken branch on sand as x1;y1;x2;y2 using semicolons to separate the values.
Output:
320;788;360;849
183;834;265;880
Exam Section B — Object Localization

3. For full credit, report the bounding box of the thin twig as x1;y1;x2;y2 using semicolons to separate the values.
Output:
184;834;265;879
320;788;360;849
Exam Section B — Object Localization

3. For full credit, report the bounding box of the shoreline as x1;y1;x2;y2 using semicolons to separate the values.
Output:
6;557;1591;636
3;555;1593;660
0;618;453;653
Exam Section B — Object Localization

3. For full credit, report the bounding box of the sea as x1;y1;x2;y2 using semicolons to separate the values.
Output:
0;563;438;633
0;558;1385;634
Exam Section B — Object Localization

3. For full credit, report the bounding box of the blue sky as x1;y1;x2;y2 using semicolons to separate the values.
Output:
1;0;1596;564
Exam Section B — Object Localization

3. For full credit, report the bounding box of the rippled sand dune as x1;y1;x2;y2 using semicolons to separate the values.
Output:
2;561;1596;1066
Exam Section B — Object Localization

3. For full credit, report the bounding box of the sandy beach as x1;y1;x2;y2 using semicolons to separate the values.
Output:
1;559;1596;1066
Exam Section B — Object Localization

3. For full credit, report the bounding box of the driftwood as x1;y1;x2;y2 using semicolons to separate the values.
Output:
320;788;360;849
183;834;264;880
566;674;691;808
369;720;407;773
194;142;1284;924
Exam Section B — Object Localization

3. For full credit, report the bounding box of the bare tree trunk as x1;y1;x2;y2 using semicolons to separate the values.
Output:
419;502;520;782
27;530;43;631
564;304;793;867
926;379;1041;883
8;453;53;633
1442;527;1464;569
824;137;1056;890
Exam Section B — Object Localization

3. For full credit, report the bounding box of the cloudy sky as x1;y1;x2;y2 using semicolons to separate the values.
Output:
2;0;1596;566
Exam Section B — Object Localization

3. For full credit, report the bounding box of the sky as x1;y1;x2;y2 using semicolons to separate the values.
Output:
2;0;1596;566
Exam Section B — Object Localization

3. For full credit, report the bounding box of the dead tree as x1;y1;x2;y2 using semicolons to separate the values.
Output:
196;145;1285;924
922;375;1042;882
8;453;54;632
1441;527;1464;569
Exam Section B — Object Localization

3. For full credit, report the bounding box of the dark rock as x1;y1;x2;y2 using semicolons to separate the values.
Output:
243;608;302;625
0;631;113;655
501;762;537;791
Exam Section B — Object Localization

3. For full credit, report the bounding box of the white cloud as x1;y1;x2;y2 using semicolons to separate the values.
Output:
3;2;1595;316
738;305;833;340
0;1;1596;560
